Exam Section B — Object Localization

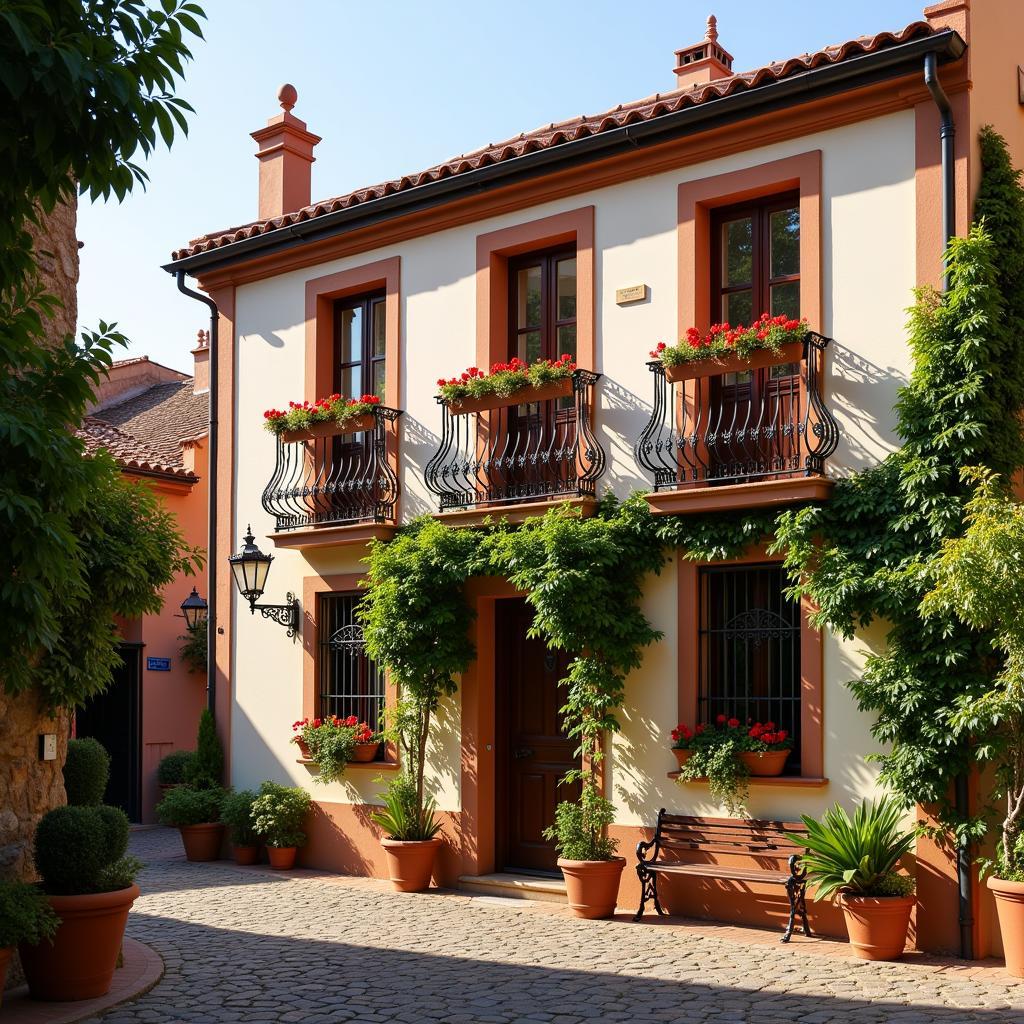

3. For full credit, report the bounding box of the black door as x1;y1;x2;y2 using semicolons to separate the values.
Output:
75;643;143;821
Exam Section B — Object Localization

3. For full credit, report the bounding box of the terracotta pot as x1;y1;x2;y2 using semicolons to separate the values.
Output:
738;749;790;777
233;844;260;866
294;738;311;759
663;339;804;383
558;857;626;919
447;377;573;416
179;822;224;862
18;884;139;1001
279;413;376;444
837;893;914;961
0;945;11;1007
672;748;691;769
267;846;297;870
352;741;380;763
988;876;1024;976
380;838;442;892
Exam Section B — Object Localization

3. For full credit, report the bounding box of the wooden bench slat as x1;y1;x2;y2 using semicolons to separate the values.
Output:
647;863;790;883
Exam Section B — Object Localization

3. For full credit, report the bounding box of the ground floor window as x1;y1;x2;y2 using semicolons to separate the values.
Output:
698;563;801;772
318;592;384;734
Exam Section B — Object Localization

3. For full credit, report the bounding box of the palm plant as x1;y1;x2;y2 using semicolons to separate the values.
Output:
370;772;442;842
789;797;916;901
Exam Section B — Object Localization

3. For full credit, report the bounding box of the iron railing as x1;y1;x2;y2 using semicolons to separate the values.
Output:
424;369;605;511
261;405;401;531
634;333;839;491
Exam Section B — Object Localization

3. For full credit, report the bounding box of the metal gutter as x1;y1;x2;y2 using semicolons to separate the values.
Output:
164;29;965;278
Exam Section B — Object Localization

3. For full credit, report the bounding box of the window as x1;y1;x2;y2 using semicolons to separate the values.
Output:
508;247;577;366
318;593;384;737
334;292;387;401
698;564;801;772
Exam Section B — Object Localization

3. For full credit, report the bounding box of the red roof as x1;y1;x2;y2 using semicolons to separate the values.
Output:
77;416;197;481
172;20;938;262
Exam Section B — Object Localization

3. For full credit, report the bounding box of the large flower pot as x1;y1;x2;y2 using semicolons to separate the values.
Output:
739;750;789;777
988;876;1024;976
233;844;260;866
179;822;224;862
672;748;691;770
837;894;914;961
0;945;12;1007
557;857;626;920
267;846;297;870
352;741;381;763
18;884;139;1001
380;838;442;892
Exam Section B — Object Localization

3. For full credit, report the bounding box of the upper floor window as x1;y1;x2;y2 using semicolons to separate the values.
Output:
334;292;386;401
509;248;577;365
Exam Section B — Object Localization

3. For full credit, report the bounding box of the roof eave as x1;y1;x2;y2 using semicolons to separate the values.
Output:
164;28;965;278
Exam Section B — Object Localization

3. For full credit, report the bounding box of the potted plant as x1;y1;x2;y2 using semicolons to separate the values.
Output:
185;708;224;789
437;354;577;413
156;749;197;793
291;715;377;782
156;785;225;861
789;797;916;961
18;804;142;1001
670;723;693;769
371;769;444;892
738;721;793;777
263;393;381;442
220;789;262;865
251;781;311;869
351;720;381;762
544;777;624;919
678;717;752;814
0;881;59;1006
63;736;111;805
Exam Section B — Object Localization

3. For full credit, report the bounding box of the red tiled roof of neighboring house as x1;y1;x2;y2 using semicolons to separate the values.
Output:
171;20;938;261
77;416;197;481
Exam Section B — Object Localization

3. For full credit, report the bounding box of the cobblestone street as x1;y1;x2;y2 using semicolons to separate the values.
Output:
85;828;1024;1024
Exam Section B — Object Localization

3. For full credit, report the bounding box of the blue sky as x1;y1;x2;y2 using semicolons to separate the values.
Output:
76;0;926;372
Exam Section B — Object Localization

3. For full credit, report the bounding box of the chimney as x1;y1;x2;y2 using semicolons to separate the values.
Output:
674;14;733;90
250;84;321;221
192;329;210;394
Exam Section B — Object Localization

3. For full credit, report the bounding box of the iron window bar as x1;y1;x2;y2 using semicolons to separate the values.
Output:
318;593;384;735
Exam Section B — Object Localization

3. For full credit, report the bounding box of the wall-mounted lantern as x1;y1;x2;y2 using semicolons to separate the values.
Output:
179;587;209;631
228;526;299;637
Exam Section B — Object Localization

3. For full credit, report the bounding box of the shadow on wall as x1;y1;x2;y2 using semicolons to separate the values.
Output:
398;412;441;518
599;375;654;496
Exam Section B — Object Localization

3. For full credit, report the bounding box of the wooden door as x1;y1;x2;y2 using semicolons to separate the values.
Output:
496;598;580;873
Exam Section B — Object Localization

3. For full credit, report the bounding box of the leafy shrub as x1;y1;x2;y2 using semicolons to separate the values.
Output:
543;780;618;862
157;749;197;786
63;737;111;806
33;804;139;895
156;785;224;827
186;709;223;789
292;715;375;785
788;797;916;901
0;880;59;947
371;772;442;842
220;789;260;846
251;782;311;848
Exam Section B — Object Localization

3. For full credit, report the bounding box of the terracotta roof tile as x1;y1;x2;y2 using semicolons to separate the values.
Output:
77;416;197;480
171;21;938;262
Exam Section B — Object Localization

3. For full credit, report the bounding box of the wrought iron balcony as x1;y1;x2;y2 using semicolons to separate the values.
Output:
635;333;839;492
261;406;401;531
424;369;605;512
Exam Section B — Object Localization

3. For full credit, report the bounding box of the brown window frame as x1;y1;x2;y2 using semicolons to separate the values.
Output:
332;291;387;402
507;245;578;365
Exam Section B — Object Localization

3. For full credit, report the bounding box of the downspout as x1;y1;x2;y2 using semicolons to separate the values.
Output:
924;50;974;961
176;271;218;717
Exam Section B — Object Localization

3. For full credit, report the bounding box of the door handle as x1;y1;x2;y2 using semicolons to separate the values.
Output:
513;747;534;759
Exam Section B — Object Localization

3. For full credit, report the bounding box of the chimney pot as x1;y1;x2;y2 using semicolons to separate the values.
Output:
674;12;734;90
192;328;210;394
251;85;322;221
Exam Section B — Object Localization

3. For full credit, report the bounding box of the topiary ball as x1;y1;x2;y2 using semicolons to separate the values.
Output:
34;806;105;895
63;737;111;806
94;804;130;864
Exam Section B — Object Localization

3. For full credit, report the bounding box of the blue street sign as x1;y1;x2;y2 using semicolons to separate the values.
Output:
147;657;171;672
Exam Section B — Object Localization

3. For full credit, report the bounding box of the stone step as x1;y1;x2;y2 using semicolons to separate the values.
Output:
458;871;567;904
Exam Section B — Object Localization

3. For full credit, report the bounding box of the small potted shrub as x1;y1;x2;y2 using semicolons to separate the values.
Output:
19;804;142;1001
371;772;443;892
0;881;59;1005
670;723;693;769
63;736;111;805
157;749;197;792
251;781;311;869
220;789;261;865
291;715;377;782
186;708;224;789
156;785;225;861
544;778;624;919
790;797;916;960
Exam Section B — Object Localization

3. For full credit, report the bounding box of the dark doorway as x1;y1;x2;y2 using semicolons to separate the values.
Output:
495;598;580;874
75;643;143;821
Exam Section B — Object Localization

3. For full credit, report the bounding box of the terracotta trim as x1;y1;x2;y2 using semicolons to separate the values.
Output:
433;496;598;529
670;772;829;787
676;547;825;782
646;477;834;516
678;150;823;337
267;523;397;550
303;256;402;522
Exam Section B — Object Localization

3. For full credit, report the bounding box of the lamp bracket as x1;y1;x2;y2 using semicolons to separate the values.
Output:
250;592;300;638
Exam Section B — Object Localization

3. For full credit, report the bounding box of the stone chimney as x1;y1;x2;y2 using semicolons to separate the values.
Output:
250;84;321;221
674;14;733;90
192;329;210;395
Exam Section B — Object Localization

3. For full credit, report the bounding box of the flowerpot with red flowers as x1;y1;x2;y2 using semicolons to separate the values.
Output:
650;314;809;382
220;789;262;865
670;723;693;769
788;798;916;961
251;781;311;870
437;354;577;414
156;785;226;861
738;721;793;777
292;715;379;782
263;393;382;442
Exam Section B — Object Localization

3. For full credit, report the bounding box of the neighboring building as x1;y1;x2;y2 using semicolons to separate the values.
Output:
76;346;210;822
165;2;1022;958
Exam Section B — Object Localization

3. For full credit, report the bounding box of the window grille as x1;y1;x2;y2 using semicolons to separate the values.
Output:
317;593;384;735
698;564;801;771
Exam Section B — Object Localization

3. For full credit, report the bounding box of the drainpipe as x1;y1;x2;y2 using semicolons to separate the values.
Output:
924;50;973;962
176;271;218;717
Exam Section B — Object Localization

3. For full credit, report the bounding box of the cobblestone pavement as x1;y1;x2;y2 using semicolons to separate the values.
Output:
87;828;1024;1024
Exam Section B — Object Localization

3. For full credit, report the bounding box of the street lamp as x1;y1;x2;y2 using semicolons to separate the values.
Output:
179;587;208;631
228;526;299;637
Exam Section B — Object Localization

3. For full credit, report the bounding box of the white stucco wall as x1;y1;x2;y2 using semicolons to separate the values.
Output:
228;109;917;821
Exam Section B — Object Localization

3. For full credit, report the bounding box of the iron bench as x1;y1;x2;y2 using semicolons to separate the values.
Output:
635;810;810;942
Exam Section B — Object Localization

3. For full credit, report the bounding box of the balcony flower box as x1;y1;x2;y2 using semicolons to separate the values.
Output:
448;377;573;415
279;413;376;444
663;339;805;383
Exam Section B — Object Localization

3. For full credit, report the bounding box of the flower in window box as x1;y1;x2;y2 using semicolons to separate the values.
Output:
651;313;808;369
670;723;694;769
290;715;377;782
